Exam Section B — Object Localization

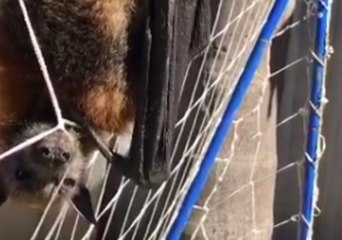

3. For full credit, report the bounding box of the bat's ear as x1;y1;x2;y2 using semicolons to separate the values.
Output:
69;182;97;225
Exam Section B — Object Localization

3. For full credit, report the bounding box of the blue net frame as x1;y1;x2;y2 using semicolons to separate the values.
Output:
166;0;333;239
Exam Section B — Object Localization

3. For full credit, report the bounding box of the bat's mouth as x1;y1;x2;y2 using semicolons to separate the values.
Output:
56;178;78;196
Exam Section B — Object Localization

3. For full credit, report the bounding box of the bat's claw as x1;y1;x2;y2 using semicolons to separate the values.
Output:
69;111;170;188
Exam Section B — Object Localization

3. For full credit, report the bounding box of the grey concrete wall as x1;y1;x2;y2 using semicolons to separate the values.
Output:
184;49;277;240
183;1;281;240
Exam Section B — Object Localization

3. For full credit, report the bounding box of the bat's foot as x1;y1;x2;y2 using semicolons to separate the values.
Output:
70;111;170;188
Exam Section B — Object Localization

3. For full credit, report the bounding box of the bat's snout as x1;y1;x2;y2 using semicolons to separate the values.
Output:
37;144;71;167
34;130;74;168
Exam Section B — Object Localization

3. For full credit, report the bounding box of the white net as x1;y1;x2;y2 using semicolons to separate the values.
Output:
183;1;327;240
0;0;325;240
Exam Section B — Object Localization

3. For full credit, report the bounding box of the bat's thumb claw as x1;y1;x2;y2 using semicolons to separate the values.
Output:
146;166;170;187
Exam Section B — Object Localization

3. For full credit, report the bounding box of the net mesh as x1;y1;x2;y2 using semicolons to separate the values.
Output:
183;1;326;239
0;0;325;240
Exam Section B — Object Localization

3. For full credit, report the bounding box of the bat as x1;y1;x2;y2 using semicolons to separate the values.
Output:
0;0;175;189
0;0;212;233
0;123;97;225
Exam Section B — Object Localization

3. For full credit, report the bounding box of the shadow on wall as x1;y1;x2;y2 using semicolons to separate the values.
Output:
271;2;309;239
314;1;342;239
272;1;342;238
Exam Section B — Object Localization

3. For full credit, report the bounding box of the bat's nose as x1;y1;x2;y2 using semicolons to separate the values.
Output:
35;130;74;167
39;145;71;166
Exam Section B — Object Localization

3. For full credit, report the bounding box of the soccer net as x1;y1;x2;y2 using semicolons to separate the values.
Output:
0;0;329;240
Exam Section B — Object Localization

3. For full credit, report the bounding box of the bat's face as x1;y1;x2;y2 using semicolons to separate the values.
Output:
0;125;82;205
0;124;97;224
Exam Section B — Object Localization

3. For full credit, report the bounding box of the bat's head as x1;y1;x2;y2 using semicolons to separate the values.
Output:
0;123;96;224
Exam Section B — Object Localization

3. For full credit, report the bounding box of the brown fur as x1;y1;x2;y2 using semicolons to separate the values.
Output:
0;0;142;146
0;14;44;151
0;0;143;218
78;76;135;133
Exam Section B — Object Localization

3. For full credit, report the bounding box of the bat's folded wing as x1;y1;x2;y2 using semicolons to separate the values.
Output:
128;0;211;187
128;0;175;187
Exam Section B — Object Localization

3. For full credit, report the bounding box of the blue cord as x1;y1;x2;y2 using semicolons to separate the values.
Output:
300;1;332;239
166;1;290;239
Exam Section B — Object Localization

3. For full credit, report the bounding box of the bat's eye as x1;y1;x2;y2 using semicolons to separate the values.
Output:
15;169;32;181
40;146;50;157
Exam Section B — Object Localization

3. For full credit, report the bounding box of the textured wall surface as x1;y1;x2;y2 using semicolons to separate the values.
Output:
186;50;277;240
184;1;278;239
184;1;300;240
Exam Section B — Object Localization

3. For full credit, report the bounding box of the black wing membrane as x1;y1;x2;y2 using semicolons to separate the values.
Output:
131;0;212;186
85;0;211;188
111;0;176;187
128;0;176;186
69;183;97;225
